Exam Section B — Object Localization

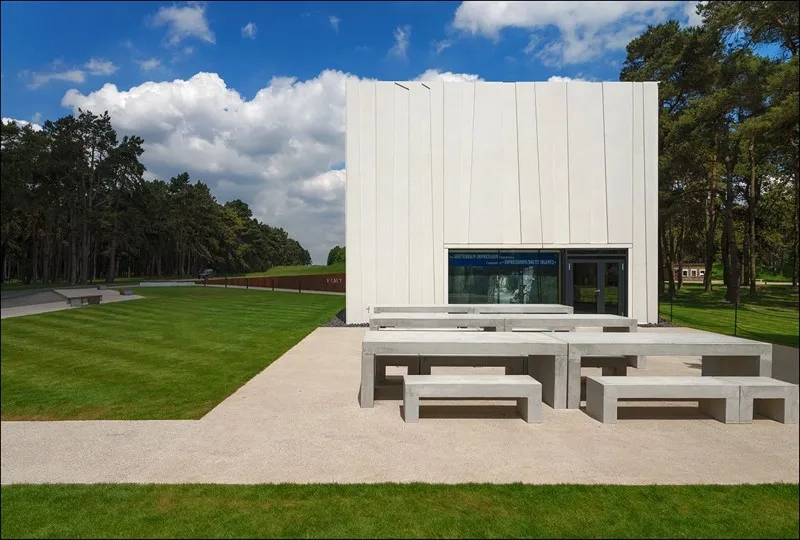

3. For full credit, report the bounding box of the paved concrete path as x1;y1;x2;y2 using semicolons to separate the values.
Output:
1;289;144;319
1;327;797;485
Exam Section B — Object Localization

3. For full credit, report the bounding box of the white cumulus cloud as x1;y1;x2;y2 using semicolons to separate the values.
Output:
58;68;480;264
137;58;162;71
241;22;257;39
389;25;411;60
24;69;85;89
2;117;43;131
84;58;118;76
546;75;587;82
415;69;483;82
452;1;685;65
151;1;215;46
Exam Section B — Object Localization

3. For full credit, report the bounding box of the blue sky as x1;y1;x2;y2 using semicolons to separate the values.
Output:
0;1;702;263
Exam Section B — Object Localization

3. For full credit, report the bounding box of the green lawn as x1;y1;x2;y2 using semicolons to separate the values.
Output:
659;283;799;347
710;262;794;282
241;261;345;277
0;287;344;420
1;483;796;539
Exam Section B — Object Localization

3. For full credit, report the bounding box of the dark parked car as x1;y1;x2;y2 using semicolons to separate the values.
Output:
197;269;215;279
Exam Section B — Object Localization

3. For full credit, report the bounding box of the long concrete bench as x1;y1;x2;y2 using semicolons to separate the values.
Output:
371;304;573;315
551;332;772;409
585;376;741;424
403;374;542;423
65;294;102;307
717;377;799;424
361;330;568;409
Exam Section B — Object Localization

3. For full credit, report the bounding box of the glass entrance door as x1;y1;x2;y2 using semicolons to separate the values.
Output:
572;262;599;314
568;259;626;315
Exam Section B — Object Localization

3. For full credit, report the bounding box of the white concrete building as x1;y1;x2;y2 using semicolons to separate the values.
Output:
345;80;659;324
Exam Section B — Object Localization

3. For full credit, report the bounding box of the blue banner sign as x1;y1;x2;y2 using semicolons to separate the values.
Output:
448;251;559;268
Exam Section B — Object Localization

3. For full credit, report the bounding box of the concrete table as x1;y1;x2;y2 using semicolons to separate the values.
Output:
503;314;637;332
360;330;568;409
371;304;574;315
550;332;773;409
369;312;637;333
369;313;505;331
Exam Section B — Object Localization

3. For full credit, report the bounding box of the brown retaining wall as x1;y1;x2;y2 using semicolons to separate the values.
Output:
196;273;345;293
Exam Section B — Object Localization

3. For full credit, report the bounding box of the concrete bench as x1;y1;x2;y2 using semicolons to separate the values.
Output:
67;294;102;307
552;332;772;409
585;376;740;424
361;330;568;409
403;375;542;423
579;356;628;401
119;287;134;296
717;377;799;424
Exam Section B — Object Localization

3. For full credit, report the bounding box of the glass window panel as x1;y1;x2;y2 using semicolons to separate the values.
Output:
447;251;560;304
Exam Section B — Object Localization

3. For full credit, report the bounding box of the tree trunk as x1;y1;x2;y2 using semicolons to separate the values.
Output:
106;237;118;284
703;132;719;292
69;212;78;286
724;158;740;304
748;137;758;295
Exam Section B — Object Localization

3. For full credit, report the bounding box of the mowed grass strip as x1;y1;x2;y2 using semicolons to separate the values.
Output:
0;287;344;420
659;284;799;348
1;483;797;539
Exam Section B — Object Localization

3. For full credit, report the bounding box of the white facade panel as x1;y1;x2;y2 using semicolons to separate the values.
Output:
567;82;608;244
468;83;504;243
345;80;362;321
603;82;634;244
374;83;394;304
346;81;659;324
392;84;410;304
534;82;571;244
429;81;445;304
358;83;377;314
643;82;660;323
515;83;543;245
408;83;434;304
631;84;648;323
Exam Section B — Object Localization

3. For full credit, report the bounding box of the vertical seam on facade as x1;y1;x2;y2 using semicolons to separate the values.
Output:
564;84;571;244
641;84;650;320
601;83;610;244
373;84;378;308
428;85;436;302
407;87;411;303
515;83;523;243
468;83;476;242
534;84;544;245
390;86;396;301
630;83;635;317
628;83;636;317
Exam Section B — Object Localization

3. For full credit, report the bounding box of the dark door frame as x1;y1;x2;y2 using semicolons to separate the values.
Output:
564;252;628;316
